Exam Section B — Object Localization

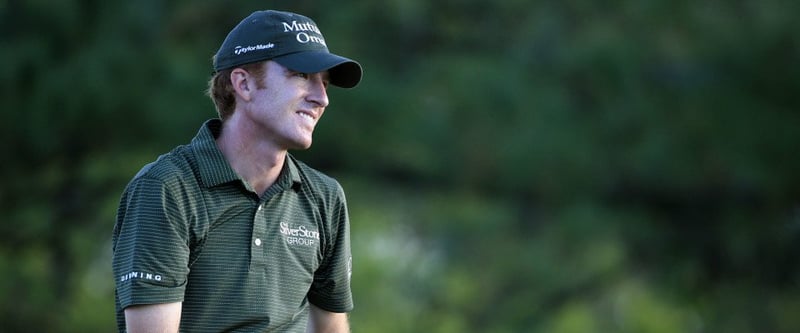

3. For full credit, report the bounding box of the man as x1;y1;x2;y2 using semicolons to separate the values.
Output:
112;10;361;332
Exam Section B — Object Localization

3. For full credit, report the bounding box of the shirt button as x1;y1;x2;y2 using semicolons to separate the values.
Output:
257;205;263;212
254;238;262;246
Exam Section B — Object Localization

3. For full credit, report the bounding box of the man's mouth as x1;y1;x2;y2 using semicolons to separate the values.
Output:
297;111;316;121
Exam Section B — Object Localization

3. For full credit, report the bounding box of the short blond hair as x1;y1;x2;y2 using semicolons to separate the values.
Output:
206;61;267;121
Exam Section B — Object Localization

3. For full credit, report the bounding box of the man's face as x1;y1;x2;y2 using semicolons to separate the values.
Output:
243;60;330;150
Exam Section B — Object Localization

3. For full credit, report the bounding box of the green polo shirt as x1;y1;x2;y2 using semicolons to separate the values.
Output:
112;119;353;332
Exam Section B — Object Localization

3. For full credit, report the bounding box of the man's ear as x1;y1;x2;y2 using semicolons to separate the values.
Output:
230;68;252;101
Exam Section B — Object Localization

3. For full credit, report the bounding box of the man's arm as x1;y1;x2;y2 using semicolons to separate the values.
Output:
306;303;350;333
124;302;182;333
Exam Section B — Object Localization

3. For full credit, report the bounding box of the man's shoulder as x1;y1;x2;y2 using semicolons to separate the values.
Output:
131;144;198;186
130;119;221;185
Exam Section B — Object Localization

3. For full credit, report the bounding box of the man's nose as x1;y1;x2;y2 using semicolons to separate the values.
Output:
307;75;329;108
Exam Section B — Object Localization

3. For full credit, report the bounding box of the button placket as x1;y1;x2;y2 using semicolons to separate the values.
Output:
250;203;268;270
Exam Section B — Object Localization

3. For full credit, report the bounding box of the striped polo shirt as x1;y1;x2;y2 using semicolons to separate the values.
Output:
112;119;353;332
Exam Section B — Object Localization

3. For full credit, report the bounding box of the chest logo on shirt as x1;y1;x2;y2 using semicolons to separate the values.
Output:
280;222;320;246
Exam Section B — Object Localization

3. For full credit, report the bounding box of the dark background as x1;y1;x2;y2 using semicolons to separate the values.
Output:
2;0;799;332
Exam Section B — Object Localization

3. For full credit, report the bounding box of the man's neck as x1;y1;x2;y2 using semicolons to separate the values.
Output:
215;116;286;196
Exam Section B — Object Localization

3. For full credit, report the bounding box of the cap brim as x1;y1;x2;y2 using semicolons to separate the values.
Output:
273;51;362;88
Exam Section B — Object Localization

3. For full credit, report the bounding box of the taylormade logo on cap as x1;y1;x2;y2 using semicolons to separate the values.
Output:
234;43;275;55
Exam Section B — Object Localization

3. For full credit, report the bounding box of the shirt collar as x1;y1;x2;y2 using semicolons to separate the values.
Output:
192;119;240;188
192;119;303;190
285;153;303;189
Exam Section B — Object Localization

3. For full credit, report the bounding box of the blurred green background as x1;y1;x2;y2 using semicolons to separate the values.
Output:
2;0;799;332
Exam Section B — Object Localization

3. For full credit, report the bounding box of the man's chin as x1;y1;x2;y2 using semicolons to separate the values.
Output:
290;140;313;151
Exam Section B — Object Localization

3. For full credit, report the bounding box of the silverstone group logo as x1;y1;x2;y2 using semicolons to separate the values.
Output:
280;222;320;246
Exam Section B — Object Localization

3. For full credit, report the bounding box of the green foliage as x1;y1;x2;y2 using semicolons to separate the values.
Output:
2;0;799;331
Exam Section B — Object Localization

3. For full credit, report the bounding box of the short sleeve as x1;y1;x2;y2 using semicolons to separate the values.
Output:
112;177;191;309
308;184;353;312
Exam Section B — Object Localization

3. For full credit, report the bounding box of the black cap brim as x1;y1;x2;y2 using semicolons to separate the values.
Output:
273;51;362;88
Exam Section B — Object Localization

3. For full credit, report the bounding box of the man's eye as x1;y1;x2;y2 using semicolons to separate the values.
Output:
294;72;309;79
